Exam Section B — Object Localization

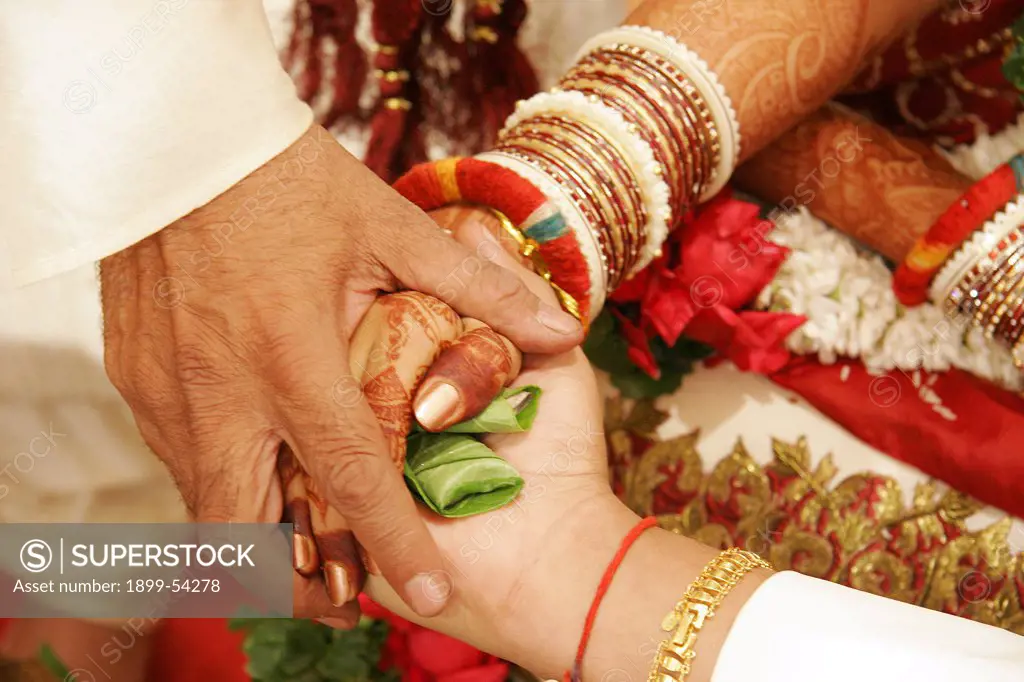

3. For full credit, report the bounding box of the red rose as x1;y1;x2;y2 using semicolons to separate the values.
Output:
610;190;805;376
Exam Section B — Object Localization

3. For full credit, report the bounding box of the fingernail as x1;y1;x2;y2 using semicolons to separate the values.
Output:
358;545;380;576
404;571;452;617
537;303;582;335
293;534;314;573
414;382;462;432
325;561;355;606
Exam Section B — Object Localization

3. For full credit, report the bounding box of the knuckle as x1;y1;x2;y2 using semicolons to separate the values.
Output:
485;266;531;311
315;445;387;521
175;339;230;388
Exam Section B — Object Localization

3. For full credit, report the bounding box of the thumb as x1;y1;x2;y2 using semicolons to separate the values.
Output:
379;209;583;353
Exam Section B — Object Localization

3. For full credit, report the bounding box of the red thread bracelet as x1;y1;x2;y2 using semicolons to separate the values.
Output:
894;153;1024;306
562;516;658;682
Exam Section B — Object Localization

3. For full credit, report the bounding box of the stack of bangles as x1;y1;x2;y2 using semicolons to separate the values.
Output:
393;26;740;325
893;153;1024;367
551;517;771;682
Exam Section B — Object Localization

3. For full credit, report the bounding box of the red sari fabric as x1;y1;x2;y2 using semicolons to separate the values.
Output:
770;357;1024;519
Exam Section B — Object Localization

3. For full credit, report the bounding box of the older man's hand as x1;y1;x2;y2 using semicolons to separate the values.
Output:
99;125;583;621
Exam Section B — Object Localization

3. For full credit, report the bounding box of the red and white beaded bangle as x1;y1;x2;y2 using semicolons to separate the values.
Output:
574;25;740;200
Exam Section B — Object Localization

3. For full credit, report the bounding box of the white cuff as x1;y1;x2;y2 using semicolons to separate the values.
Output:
713;571;1024;682
0;0;313;285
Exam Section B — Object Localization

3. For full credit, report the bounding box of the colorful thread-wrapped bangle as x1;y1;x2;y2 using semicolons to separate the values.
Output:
392;157;595;323
500;89;673;279
894;152;1024;306
937;195;1024;369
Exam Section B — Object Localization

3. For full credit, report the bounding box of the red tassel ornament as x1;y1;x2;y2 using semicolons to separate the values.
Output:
464;0;539;145
364;0;428;181
285;0;366;129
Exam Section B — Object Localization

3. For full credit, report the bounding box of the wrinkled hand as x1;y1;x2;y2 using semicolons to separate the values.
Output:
99;125;583;620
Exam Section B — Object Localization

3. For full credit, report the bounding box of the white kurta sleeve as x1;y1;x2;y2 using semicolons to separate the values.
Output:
0;0;313;285
712;571;1024;682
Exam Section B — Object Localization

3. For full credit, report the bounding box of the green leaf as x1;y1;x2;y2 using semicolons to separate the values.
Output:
443;386;541;433
237;617;399;682
38;645;70;680
583;311;637;375
1005;12;1024;99
584;309;710;399
405;433;524;517
611;366;685;399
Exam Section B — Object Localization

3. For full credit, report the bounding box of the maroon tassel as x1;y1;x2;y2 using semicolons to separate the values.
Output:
466;0;539;145
285;0;366;129
320;0;366;129
364;0;427;181
285;0;321;102
420;11;475;149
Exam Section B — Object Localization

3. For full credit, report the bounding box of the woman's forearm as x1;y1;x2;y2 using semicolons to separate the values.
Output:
626;0;943;158
734;103;969;261
578;517;770;682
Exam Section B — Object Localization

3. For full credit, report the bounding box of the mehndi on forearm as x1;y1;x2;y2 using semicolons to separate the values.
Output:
733;103;970;261
627;0;943;158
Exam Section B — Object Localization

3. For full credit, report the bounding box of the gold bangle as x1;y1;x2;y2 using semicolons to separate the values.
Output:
487;207;584;324
648;548;771;682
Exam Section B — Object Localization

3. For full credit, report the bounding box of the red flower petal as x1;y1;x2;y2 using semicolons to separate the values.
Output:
408;629;486;676
406;664;432;682
612;310;660;378
610;262;654;302
674;197;784;310
686;306;805;373
642;269;696;347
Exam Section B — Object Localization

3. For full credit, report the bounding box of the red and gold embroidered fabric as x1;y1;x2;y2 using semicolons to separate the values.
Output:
606;397;1024;635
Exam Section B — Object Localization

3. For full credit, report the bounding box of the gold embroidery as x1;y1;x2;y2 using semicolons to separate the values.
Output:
607;397;1024;634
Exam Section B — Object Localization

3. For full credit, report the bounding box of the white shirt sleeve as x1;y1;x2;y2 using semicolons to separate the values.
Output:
0;0;313;285
713;571;1024;682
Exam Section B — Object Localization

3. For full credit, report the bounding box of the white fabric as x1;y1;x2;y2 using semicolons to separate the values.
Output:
0;0;312;285
713;571;1024;681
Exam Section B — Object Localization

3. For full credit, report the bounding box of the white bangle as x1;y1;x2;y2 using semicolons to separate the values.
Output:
503;90;673;276
931;196;1024;305
575;25;740;202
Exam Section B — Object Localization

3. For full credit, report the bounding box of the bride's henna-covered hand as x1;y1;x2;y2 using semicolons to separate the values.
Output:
280;286;522;614
734;103;969;261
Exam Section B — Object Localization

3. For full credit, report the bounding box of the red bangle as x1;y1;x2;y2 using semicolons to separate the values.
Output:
393;157;594;322
562;516;658;682
893;153;1024;306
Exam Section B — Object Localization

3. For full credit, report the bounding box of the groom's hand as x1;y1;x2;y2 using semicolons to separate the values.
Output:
98;125;583;619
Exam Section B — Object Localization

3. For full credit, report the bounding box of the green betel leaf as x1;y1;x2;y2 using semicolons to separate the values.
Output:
404;432;524;518
38;644;70;680
442;386;541;433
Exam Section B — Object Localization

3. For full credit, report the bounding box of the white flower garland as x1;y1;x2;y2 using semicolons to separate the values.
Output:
757;207;1024;392
755;115;1024;392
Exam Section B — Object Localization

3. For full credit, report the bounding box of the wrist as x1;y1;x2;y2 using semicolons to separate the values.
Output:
511;498;771;682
